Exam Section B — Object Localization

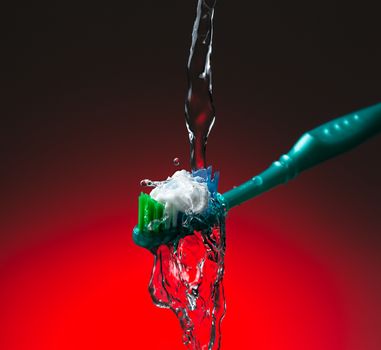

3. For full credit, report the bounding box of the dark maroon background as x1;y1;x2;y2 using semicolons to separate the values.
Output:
1;1;381;349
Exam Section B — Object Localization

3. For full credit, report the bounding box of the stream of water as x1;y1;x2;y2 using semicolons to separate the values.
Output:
185;0;217;170
147;2;226;349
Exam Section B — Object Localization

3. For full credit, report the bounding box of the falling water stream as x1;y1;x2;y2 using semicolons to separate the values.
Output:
147;1;226;349
185;0;217;170
149;210;226;350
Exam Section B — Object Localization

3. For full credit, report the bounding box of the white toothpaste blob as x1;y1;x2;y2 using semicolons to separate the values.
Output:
150;170;210;228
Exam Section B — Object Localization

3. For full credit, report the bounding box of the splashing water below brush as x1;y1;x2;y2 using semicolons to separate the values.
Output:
149;212;226;350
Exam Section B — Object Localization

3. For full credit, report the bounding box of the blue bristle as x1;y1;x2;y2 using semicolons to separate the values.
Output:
192;166;219;198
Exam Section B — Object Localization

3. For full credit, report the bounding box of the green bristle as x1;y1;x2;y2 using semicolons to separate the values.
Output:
153;201;164;233
138;193;147;231
144;196;152;227
158;203;164;231
138;193;165;233
157;202;164;219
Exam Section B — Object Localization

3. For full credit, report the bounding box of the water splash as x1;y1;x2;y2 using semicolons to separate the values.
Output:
140;179;154;187
149;216;226;350
185;0;217;170
140;179;167;188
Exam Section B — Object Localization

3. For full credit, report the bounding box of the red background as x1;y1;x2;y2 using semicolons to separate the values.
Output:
1;1;381;349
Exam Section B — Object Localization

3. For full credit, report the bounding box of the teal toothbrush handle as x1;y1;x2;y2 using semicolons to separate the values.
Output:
221;102;381;210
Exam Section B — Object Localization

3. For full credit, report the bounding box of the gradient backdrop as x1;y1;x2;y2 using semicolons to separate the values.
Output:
1;1;381;349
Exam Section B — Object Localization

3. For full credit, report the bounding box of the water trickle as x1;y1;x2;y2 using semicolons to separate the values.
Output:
185;0;217;170
149;215;226;350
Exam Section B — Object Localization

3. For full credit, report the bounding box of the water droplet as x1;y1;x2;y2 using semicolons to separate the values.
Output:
173;157;180;166
140;179;153;187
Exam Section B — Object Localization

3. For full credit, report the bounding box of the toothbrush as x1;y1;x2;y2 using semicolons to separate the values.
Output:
133;101;381;249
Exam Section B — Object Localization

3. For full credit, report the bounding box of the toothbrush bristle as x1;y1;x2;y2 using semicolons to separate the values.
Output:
138;193;165;233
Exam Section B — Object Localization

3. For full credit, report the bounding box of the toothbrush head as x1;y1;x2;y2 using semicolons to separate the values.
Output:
132;193;181;250
132;195;225;251
132;167;225;251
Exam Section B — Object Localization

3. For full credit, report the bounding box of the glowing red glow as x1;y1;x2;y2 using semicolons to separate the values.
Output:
0;213;354;350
